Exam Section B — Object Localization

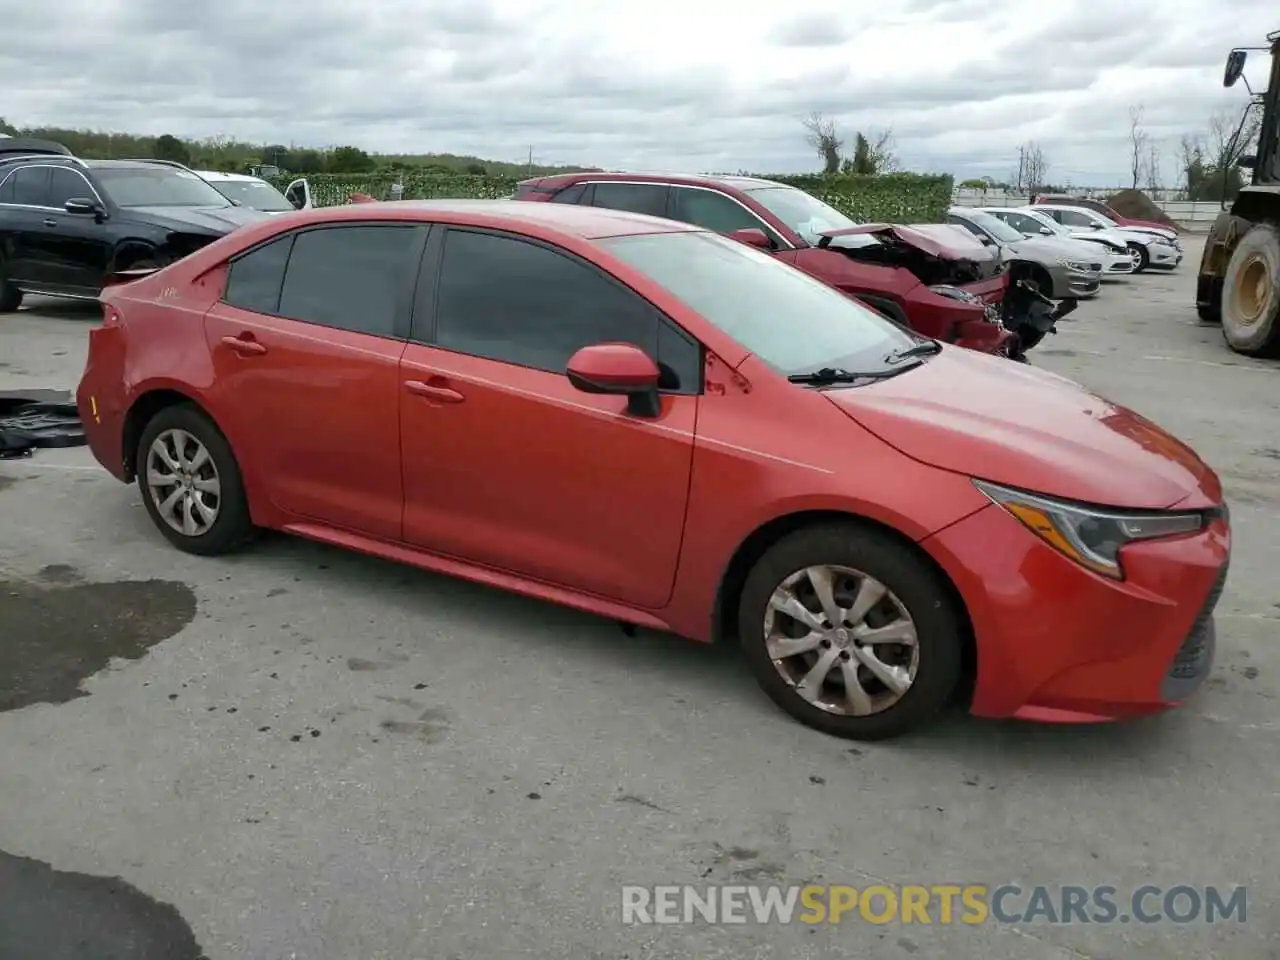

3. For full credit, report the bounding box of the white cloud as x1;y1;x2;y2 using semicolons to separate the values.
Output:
1;0;1273;184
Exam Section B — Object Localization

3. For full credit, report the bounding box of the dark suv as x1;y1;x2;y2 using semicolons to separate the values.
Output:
0;138;271;312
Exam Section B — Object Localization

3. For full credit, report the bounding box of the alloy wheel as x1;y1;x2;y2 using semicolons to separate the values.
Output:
145;428;222;537
763;564;919;716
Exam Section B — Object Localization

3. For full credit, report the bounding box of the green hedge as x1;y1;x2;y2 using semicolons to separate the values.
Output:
267;171;954;223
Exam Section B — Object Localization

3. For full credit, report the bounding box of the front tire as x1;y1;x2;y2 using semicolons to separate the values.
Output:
136;404;254;555
1221;222;1280;358
1128;243;1150;273
736;523;964;740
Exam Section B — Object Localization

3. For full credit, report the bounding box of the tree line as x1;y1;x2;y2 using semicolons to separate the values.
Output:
0;118;594;178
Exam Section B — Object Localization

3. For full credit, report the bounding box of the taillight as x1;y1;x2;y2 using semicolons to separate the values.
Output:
101;304;122;327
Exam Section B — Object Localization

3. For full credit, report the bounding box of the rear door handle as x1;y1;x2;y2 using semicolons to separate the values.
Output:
405;379;465;403
221;335;267;355
42;218;57;228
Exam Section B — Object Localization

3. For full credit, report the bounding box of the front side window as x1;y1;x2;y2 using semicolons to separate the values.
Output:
744;186;858;245
589;182;670;218
47;168;94;207
669;188;765;237
1057;209;1095;228
276;225;422;337
431;228;698;388
600;230;917;377
94;167;234;208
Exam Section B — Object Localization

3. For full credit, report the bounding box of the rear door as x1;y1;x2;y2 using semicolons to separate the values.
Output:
397;225;700;608
1;166;53;286
203;222;427;540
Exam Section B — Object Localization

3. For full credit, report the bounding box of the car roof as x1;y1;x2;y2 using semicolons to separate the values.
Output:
519;171;787;193
266;198;704;240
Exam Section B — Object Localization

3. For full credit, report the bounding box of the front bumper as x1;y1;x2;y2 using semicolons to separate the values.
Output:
922;503;1230;723
1102;253;1135;276
1065;271;1101;297
1148;244;1182;267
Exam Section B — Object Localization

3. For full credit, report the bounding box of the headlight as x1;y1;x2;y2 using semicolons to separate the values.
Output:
973;479;1205;579
1057;258;1091;272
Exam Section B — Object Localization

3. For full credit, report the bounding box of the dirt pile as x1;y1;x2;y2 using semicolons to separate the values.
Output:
1105;188;1179;231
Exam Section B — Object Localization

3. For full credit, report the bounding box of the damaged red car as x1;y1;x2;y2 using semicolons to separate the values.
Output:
516;173;1075;361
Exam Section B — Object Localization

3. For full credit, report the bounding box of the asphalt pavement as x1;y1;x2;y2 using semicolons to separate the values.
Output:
1;239;1277;959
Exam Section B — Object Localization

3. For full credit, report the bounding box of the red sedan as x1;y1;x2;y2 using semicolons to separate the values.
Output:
77;200;1229;740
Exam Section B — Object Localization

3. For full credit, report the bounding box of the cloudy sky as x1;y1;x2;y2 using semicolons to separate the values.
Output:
2;0;1274;184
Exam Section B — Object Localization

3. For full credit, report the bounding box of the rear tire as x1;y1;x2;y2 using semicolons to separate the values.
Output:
1128;243;1150;273
136;404;255;556
1221;223;1280;358
736;523;964;741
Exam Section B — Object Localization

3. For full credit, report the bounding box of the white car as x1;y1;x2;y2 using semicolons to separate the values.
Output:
195;170;301;214
979;207;1134;278
1031;204;1181;273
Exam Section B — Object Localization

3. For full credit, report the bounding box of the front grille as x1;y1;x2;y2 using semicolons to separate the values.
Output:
1168;563;1228;680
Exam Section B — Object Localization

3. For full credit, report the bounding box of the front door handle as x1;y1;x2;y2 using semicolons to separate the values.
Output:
42;218;57;228
221;335;267;355
405;379;465;403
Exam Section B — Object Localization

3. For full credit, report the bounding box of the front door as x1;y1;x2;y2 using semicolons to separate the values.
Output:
203;222;427;540
40;167;112;293
399;226;702;609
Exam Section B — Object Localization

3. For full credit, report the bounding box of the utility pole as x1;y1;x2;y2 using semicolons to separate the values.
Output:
1015;145;1025;193
527;145;533;177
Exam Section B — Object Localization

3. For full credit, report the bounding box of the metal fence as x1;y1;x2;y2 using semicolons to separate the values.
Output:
949;191;1224;226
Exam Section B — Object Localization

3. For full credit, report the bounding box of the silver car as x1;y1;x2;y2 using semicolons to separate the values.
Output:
978;207;1135;278
946;207;1102;299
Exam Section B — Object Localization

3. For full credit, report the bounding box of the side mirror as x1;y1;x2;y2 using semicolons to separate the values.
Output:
64;197;101;217
1224;50;1247;88
566;342;662;417
1237;154;1257;169
1039;227;1053;236
728;227;773;250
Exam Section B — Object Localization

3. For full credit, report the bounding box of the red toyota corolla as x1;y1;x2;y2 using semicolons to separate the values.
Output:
77;200;1229;740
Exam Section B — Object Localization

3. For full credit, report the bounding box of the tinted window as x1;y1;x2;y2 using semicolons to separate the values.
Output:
47;168;91;207
11;167;50;206
669;188;766;236
434;229;677;379
550;183;586;204
0;173;13;204
224;235;294;314
277;225;421;337
590;182;669;218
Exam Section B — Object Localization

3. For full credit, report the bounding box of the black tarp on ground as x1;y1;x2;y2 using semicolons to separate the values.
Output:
0;391;86;459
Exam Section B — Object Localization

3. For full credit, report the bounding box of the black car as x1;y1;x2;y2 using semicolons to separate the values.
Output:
0;138;272;312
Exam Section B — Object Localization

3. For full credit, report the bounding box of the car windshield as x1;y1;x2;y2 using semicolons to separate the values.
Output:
94;167;233;207
600;230;919;378
745;186;858;245
207;178;293;212
961;210;1024;244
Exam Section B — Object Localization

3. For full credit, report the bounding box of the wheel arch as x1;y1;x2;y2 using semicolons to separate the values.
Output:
121;386;231;481
711;508;977;703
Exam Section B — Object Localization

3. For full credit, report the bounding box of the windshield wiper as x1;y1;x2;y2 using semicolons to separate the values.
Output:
884;340;942;364
787;364;920;385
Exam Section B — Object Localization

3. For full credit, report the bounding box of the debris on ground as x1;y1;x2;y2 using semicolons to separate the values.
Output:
0;390;86;459
1105;188;1180;231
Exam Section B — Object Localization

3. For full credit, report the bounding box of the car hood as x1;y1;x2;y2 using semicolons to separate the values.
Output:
123;205;275;234
1003;235;1097;260
1120;218;1177;236
1116;226;1175;245
823;346;1218;509
819;223;996;262
1068;229;1130;251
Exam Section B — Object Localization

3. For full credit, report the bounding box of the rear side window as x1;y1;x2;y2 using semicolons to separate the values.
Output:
224;235;294;314
277;225;421;338
549;183;586;204
11;167;50;206
590;182;669;218
0;173;13;204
